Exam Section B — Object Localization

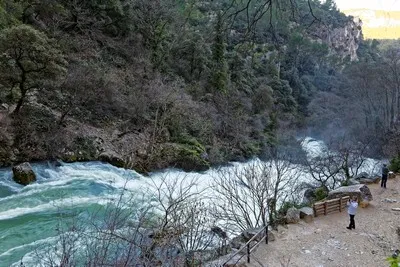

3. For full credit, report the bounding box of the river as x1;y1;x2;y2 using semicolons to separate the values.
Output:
0;138;381;266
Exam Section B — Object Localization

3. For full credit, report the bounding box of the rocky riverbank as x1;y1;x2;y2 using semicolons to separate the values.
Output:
0;104;211;174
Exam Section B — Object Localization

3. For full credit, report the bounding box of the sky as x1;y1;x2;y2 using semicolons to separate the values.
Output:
335;0;400;11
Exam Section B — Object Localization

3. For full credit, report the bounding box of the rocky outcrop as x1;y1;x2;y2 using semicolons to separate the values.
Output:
155;142;210;172
285;207;300;224
299;207;314;223
354;172;380;184
12;162;36;185
355;172;369;179
242;228;265;242
230;227;274;249
303;188;317;204
358;177;380;184
302;186;329;205
327;184;373;202
98;151;125;168
313;18;362;61
220;255;247;267
348;178;360;185
230;235;246;250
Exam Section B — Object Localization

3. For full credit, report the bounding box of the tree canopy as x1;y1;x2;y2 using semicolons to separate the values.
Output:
0;24;67;113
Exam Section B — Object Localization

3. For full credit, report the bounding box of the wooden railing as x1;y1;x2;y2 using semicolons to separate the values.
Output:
313;196;350;217
222;225;268;266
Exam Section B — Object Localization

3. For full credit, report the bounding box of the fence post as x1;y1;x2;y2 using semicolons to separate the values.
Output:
324;201;327;215
247;243;251;263
313;204;317;217
339;197;342;212
266;225;268;244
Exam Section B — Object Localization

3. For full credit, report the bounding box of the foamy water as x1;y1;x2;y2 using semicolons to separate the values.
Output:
0;138;383;266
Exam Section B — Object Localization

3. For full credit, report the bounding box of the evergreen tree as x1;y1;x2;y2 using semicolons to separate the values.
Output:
210;13;228;94
0;25;67;113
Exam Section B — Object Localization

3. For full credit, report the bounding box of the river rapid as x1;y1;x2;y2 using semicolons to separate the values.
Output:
0;138;381;266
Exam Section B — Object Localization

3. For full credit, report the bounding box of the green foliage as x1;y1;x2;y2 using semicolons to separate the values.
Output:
0;24;67;112
387;256;399;267
314;187;328;201
390;156;400;173
278;201;308;216
0;0;21;28
173;134;206;153
0;0;364;172
210;13;228;93
159;141;209;172
264;112;278;146
170;32;209;81
268;78;297;112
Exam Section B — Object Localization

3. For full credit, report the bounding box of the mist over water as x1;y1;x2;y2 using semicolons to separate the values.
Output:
0;138;382;266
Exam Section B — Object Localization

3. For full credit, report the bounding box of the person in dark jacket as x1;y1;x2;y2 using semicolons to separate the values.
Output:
381;164;389;188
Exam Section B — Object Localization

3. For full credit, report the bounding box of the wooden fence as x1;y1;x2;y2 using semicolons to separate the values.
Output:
222;225;268;266
313;196;350;217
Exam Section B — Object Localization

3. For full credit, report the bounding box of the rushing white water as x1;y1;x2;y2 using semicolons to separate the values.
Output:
0;138;382;266
301;137;382;176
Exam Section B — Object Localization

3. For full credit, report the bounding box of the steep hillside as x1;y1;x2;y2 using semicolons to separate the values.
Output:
0;0;364;172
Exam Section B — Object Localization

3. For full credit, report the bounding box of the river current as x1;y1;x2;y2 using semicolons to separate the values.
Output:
0;138;381;266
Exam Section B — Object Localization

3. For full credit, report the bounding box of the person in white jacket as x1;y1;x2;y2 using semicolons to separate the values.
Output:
346;196;358;230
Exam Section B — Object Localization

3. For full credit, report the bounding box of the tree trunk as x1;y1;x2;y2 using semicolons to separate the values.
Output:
13;64;27;114
13;86;26;114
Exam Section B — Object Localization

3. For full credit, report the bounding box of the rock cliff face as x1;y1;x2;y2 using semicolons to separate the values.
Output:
314;18;363;61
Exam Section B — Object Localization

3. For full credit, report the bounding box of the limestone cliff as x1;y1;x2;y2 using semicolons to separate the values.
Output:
313;18;363;61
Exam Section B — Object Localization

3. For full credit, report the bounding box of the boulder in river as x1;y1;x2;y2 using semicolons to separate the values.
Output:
12;162;36;185
98;151;125;168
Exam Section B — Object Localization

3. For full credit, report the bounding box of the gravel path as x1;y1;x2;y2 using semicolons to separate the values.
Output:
249;177;400;267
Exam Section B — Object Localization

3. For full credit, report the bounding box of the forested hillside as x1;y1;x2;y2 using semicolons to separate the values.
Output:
0;0;397;172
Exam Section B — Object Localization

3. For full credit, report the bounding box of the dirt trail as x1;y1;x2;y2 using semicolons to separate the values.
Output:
249;177;400;267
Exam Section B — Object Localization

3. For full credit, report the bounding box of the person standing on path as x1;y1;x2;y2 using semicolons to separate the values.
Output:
381;164;389;188
346;196;358;230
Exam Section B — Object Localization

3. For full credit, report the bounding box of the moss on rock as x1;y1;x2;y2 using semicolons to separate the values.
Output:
98;151;125;168
158;139;210;172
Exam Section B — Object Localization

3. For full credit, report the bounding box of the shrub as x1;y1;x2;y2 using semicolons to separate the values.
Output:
389;155;400;172
314;187;328;201
387;254;399;267
278;201;308;216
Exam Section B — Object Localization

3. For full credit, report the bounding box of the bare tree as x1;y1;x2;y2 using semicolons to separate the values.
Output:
147;173;221;266
302;136;371;190
26;185;179;266
211;148;301;232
